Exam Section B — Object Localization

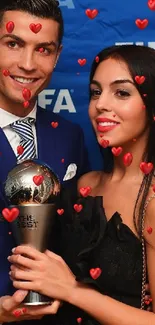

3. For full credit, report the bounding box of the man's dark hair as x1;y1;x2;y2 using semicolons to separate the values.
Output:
0;0;64;45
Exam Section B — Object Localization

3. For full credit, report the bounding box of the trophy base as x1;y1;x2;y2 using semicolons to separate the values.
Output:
23;291;51;306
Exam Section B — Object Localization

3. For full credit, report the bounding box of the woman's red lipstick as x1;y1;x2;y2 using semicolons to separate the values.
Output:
96;117;119;133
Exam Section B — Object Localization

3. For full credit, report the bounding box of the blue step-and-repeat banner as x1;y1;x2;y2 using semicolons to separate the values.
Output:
38;0;155;170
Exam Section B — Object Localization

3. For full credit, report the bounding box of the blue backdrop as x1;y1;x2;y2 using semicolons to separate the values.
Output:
38;0;155;170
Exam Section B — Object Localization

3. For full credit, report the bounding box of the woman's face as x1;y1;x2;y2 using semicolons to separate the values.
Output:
89;57;149;148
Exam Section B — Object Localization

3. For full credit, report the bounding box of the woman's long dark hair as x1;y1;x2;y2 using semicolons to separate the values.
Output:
89;45;155;237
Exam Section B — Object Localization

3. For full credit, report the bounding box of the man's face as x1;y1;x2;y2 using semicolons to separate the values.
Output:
0;10;61;109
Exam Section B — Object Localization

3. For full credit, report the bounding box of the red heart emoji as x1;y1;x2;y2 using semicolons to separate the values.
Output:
79;186;91;197
135;19;148;29
33;175;44;186
17;145;24;155
2;208;19;222
73;204;83;213
77;318;82;324
13;310;23;317
147;226;153;234
100;139;109;148
22;88;31;101
85;9;99;19
23;101;30;108
61;158;65;163
57;209;64;215
111;147;123;156
148;0;155;10
39;47;44;53
123;153;133;167
29;23;42;34
134;75;145;84
2;69;10;77
78;59;87;66
51;121;58;128
6;21;15;33
140;162;153;174
145;300;150;305
95;56;99;63
89;267;102;280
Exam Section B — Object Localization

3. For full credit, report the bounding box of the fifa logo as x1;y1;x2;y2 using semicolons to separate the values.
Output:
59;0;75;9
115;41;155;50
38;89;76;113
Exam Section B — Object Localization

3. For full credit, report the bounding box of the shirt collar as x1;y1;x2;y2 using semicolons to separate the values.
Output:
0;102;37;129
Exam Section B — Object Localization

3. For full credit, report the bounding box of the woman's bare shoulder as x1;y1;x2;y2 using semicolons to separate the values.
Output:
77;171;103;192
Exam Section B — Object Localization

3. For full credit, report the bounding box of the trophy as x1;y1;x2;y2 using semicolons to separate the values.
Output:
4;159;61;305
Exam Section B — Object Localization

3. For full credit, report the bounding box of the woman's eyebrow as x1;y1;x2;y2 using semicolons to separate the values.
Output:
90;80;101;87
110;79;135;86
90;79;135;88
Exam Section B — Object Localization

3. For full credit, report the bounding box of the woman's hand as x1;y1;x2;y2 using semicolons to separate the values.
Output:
8;245;77;303
0;290;61;322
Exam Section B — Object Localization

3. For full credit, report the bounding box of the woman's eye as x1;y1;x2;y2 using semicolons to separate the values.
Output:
90;89;101;97
116;89;130;97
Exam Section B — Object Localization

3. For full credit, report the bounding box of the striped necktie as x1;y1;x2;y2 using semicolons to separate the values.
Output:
10;117;36;162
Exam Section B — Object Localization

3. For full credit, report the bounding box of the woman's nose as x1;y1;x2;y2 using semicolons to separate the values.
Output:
95;93;112;112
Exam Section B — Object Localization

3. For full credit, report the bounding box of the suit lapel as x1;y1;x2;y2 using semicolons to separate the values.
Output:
0;128;16;184
36;106;56;161
36;107;60;171
36;107;67;182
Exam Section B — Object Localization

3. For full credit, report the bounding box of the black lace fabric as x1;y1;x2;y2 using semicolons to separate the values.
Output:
44;187;144;325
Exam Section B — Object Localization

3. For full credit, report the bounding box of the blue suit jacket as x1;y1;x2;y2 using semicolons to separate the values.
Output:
0;106;90;298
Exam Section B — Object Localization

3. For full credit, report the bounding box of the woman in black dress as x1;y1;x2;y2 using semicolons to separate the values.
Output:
9;45;155;324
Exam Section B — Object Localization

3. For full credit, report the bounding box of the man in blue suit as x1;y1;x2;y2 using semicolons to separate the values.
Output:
0;0;90;322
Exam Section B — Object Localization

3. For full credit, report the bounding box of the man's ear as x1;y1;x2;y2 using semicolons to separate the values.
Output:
54;44;63;68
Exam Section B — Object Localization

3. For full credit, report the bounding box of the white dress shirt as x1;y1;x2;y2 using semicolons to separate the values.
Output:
0;103;38;157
